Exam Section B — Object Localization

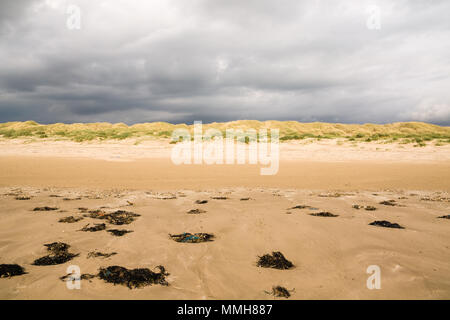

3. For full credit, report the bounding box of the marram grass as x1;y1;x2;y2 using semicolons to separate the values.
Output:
0;120;449;145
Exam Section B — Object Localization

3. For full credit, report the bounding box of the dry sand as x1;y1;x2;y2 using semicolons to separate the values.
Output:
0;139;449;299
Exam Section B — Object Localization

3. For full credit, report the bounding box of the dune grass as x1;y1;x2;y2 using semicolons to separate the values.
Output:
0;120;449;145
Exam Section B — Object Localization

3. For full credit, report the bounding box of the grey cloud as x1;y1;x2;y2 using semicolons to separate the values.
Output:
0;0;37;23
0;0;449;125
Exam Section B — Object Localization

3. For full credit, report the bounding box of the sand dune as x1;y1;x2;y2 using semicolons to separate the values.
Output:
1;120;449;144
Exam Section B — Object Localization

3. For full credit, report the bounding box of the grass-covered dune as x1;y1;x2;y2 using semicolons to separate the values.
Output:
0;120;449;146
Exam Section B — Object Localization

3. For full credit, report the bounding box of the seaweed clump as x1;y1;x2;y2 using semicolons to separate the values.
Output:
87;251;117;259
379;200;398;206
107;229;133;237
45;242;70;253
33;206;58;211
60;273;96;282
437;215;450;219
80;223;106;232
169;233;214;243
98;265;169;288
84;210;140;225
289;205;310;209
106;210;141;225
0;264;27;278
257;252;294;270
369;220;404;229
187;209;206;214
59;216;84;223
32;242;79;266
15;196;31;200
353;205;377;211
309;212;339;217
195;200;208;204
266;286;292;298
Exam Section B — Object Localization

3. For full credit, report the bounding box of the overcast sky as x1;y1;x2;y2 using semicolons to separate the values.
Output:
0;0;449;125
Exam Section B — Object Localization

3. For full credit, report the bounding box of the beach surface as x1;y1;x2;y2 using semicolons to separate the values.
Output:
0;139;449;299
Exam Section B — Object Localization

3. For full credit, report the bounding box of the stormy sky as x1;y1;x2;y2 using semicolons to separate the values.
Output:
0;0;449;125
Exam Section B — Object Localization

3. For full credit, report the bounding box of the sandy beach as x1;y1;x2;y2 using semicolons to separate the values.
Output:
0;139;449;299
2;0;450;305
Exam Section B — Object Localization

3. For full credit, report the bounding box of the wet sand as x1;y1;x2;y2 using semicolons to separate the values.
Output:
0;140;449;299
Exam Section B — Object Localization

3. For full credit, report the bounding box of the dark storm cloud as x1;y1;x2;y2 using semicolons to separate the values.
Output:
0;0;449;125
0;0;37;23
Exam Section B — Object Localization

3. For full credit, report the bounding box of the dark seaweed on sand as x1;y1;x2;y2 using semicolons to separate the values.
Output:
369;220;404;229
257;252;294;270
211;196;228;200
59;216;84;223
438;215;450;219
32;242;79;266
46;255;78;264
60;273;96;282
45;242;70;254
309;212;339;217
33;206;58;211
98;265;169;289
85;209;103;215
353;204;377;211
107;229;133;237
266;286;292;298
15;196;31;200
289;205;310;209
187;209;206;214
195;200;208;204
379;200;398;206
87;251;117;259
84;210;140;225
80;223;106;232
169;233;214;243
0;264;27;278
